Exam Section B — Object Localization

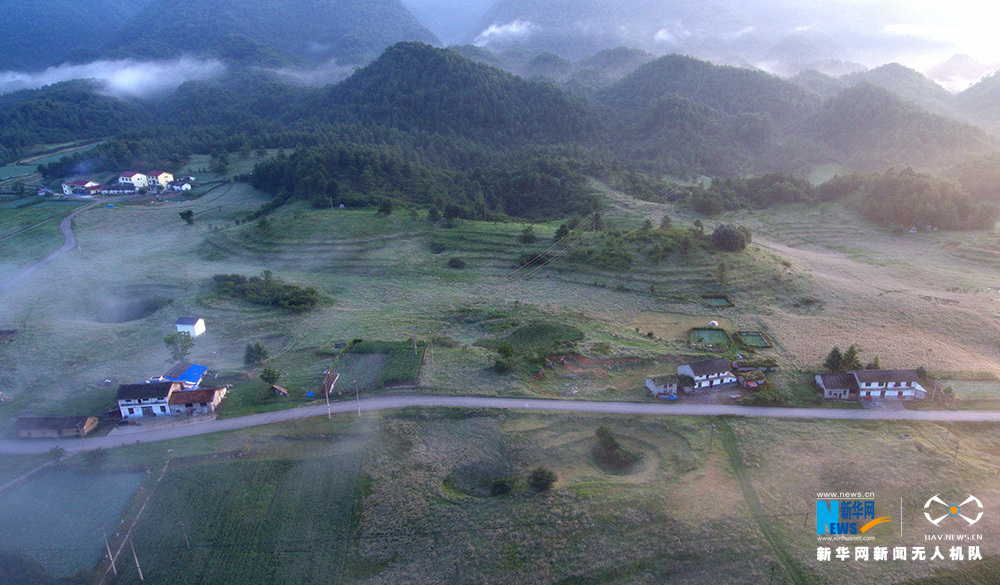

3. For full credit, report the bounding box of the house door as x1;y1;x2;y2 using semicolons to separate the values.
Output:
141;406;154;417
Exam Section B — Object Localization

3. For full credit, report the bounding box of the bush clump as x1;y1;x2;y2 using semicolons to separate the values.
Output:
592;425;642;473
212;270;321;312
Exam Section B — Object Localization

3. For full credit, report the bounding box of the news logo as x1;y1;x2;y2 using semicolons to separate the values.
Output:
924;494;983;527
817;499;890;535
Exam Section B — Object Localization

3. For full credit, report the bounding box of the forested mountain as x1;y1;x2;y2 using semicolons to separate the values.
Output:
956;73;1000;135
600;54;817;124
788;70;845;100
0;0;151;70
104;0;439;66
840;64;957;120
0;81;150;162
806;83;994;170
322;42;599;145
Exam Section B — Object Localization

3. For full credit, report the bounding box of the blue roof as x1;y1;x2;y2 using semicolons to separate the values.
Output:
164;364;208;385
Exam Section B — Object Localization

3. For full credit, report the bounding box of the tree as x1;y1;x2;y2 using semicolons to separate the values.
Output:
641;219;653;232
244;342;269;367
659;215;672;230
260;367;281;386
528;466;557;492
592;211;604;231
376;198;394;216
164;332;194;361
179;210;194;224
842;344;863;371
865;356;881;370
717;261;727;285
823;346;843;373
519;226;536;244
427;206;441;223
48;446;66;464
711;224;747;252
554;223;570;241
737;224;752;245
447;257;465;269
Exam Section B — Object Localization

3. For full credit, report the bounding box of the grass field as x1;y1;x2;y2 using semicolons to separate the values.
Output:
690;327;731;348
0;469;142;577
737;331;774;348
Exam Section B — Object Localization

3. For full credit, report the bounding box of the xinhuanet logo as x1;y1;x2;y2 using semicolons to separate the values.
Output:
816;499;891;535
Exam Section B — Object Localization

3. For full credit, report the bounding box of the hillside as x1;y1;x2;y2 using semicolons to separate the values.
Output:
956;73;1000;135
0;0;151;70
840;63;957;119
323;42;599;145
104;0;440;66
600;54;818;124
808;83;994;170
0;81;150;162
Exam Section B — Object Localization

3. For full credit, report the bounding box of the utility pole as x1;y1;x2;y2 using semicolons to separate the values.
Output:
356;387;361;418
101;524;116;576
953;442;960;465
708;423;716;452
128;534;144;582
769;565;776;585
323;372;339;420
179;522;190;549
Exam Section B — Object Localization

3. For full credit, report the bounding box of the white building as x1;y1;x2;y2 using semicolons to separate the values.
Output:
118;172;148;189
815;369;927;400
116;381;181;418
175;317;206;338
61;180;99;195
645;375;679;397
677;358;737;390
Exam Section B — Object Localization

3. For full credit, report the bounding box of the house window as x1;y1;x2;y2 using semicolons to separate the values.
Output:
128;408;134;415
159;406;166;413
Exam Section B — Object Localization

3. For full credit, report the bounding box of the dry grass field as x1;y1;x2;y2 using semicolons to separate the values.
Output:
3;180;1000;420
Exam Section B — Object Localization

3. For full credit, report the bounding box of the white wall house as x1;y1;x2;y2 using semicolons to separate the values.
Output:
116;381;181;418
677;358;737;389
118;172;148;189
61;180;99;195
175;317;206;338
815;369;926;400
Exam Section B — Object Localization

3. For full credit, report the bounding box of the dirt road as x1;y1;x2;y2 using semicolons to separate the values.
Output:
2;395;997;456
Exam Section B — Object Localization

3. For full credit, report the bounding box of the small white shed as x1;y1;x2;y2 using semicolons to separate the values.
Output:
175;317;206;338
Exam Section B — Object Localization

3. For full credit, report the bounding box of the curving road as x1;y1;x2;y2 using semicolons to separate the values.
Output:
2;395;999;456
2;199;103;289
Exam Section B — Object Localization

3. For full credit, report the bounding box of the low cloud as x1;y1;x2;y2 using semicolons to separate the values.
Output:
474;20;538;47
0;57;226;99
265;58;355;86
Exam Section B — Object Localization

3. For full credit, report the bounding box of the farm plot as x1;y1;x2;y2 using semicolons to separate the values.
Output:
340;341;426;389
702;294;734;307
690;327;731;349
0;470;142;577
632;311;733;341
736;331;773;348
936;379;1000;400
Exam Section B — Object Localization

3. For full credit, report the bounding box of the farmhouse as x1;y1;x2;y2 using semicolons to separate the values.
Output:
61;180;100;196
815;369;927;400
14;416;98;438
645;374;680;398
168;386;228;415
175;317;206;338
116;381;181;418
117;172;148;189
168;180;192;192
677;358;737;390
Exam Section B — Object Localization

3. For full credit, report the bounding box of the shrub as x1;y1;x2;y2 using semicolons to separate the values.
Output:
592;426;642;473
528;467;557;492
213;271;321;312
244;342;269;367
447;257;466;269
710;224;747;252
